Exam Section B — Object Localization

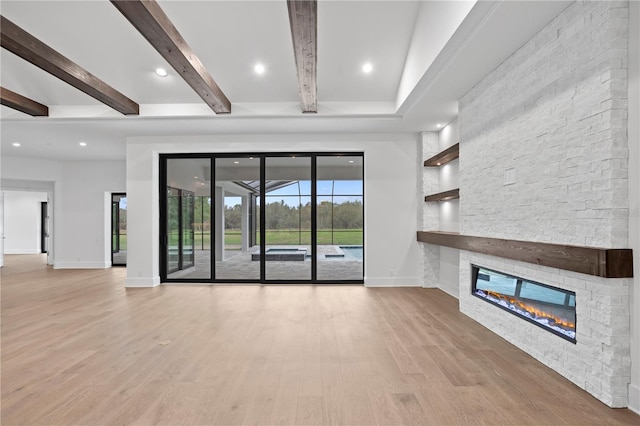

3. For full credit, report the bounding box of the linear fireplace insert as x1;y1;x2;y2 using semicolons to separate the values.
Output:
471;265;576;343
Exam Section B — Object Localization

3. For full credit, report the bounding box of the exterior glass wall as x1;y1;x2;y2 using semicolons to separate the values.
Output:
160;153;363;283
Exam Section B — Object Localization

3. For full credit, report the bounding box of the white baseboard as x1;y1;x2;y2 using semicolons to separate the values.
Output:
438;285;460;299
54;261;110;269
365;276;422;287
5;249;40;254
125;276;161;288
629;383;640;415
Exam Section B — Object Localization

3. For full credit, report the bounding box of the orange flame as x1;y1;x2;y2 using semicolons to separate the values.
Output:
485;290;575;330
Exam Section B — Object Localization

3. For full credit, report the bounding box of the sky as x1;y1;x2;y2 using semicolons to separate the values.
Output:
118;181;362;208
225;180;363;207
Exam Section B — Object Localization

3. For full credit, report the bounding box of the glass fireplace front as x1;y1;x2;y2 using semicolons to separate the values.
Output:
471;265;576;343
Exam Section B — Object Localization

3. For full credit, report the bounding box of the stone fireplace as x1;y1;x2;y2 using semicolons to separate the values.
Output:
451;0;633;409
471;264;576;343
460;252;631;407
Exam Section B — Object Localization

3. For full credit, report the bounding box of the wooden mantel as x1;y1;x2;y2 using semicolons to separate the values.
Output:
417;231;633;278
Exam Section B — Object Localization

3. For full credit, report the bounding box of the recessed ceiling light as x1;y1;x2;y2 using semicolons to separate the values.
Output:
79;142;87;147
362;63;373;74
155;67;168;77
233;161;240;164
194;176;198;179
436;123;443;129
254;63;265;75
249;156;254;160
348;160;354;163
12;142;20;147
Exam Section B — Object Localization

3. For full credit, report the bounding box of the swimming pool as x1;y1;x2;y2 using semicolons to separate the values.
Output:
340;246;363;261
251;248;307;261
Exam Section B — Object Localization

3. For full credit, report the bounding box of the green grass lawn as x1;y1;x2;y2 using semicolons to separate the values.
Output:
125;229;363;252
192;229;363;248
113;234;127;251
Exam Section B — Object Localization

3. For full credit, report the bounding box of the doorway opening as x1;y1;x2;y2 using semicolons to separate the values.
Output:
111;193;127;266
40;202;48;254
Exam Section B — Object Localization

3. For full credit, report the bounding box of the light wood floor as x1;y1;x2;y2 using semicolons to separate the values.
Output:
1;254;638;425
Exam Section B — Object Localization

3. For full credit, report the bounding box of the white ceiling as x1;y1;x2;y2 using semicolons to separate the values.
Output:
0;0;571;162
0;0;418;106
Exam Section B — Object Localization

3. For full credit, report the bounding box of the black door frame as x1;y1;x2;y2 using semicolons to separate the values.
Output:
159;152;364;284
180;189;196;270
111;192;126;267
164;187;196;273
40;201;48;254
112;201;119;253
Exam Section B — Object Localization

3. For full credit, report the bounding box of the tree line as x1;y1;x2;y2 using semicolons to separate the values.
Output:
194;197;363;231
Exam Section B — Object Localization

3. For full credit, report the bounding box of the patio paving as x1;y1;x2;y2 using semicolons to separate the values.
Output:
112;250;127;265
167;245;363;282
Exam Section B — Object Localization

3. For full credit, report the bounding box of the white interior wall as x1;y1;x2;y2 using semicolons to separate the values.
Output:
2;181;54;266
1;156;126;269
420;132;440;288
2;190;47;254
1;159;60;265
438;119;460;298
627;0;640;415
56;160;126;268
125;133;422;287
396;1;475;109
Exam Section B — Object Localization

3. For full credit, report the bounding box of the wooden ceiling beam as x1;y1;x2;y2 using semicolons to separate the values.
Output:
287;0;317;113
1;86;48;116
0;15;139;115
111;0;231;114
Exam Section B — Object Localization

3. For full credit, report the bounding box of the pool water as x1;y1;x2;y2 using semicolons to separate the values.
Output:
340;246;363;261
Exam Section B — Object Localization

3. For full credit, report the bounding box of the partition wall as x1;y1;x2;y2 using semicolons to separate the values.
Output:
159;153;364;283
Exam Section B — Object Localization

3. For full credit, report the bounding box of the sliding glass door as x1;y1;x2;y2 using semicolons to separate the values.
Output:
111;193;127;266
181;190;195;269
167;187;181;274
163;157;212;280
316;156;363;281
264;156;312;281
160;153;363;283
214;156;260;281
166;187;196;274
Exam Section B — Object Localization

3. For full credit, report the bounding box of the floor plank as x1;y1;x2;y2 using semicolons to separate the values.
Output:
1;254;638;425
